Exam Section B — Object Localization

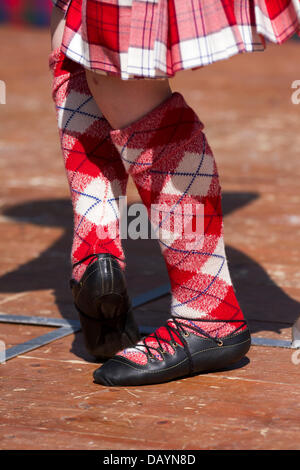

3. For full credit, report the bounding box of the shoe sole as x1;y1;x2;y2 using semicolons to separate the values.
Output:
76;292;140;360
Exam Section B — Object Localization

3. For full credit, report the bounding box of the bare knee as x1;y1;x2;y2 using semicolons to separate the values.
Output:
85;70;172;129
50;6;65;51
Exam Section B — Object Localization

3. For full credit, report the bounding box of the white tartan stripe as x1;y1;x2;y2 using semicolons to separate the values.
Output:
66;31;91;68
114;144;142;170
75;177;122;226
58;91;100;132
200;236;232;285
255;1;300;42
170;297;208;318
161;152;216;198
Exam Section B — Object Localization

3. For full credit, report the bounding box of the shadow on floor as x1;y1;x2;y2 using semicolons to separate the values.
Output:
0;191;299;360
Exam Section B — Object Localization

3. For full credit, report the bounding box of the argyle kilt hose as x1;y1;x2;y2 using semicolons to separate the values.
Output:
109;93;246;349
49;48;128;280
106;92;247;365
53;0;300;79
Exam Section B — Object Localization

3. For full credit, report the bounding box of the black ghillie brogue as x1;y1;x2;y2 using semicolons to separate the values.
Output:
93;317;251;386
70;253;140;359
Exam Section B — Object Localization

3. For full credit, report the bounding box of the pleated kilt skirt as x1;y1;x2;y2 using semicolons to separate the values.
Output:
53;0;300;79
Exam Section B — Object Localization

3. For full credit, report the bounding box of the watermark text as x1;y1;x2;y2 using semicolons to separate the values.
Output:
291;80;300;104
0;80;6;104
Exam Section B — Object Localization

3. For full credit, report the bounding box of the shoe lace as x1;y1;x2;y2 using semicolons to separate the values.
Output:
133;316;247;361
72;252;125;269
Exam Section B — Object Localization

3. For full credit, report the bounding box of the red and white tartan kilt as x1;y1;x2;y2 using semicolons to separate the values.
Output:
54;0;300;79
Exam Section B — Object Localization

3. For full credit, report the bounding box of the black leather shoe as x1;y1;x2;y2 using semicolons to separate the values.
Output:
93;317;251;386
70;253;140;359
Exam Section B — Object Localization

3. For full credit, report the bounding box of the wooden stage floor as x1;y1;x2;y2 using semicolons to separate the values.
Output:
0;26;300;450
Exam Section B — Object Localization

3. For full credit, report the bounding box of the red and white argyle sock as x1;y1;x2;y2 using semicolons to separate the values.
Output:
110;92;247;364
50;49;128;281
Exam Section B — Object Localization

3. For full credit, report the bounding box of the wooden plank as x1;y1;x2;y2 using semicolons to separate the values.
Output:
1;344;300;449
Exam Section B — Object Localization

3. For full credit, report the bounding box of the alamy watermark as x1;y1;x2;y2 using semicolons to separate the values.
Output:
291;80;300;105
96;197;205;250
291;349;300;365
0;80;6;104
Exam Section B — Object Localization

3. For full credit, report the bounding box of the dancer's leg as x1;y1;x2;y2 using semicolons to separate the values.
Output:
50;5;65;51
49;23;140;358
85;71;172;130
84;74;250;385
50;51;129;281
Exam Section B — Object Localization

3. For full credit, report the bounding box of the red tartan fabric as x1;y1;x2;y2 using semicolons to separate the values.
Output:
49;48;128;280
52;0;300;79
